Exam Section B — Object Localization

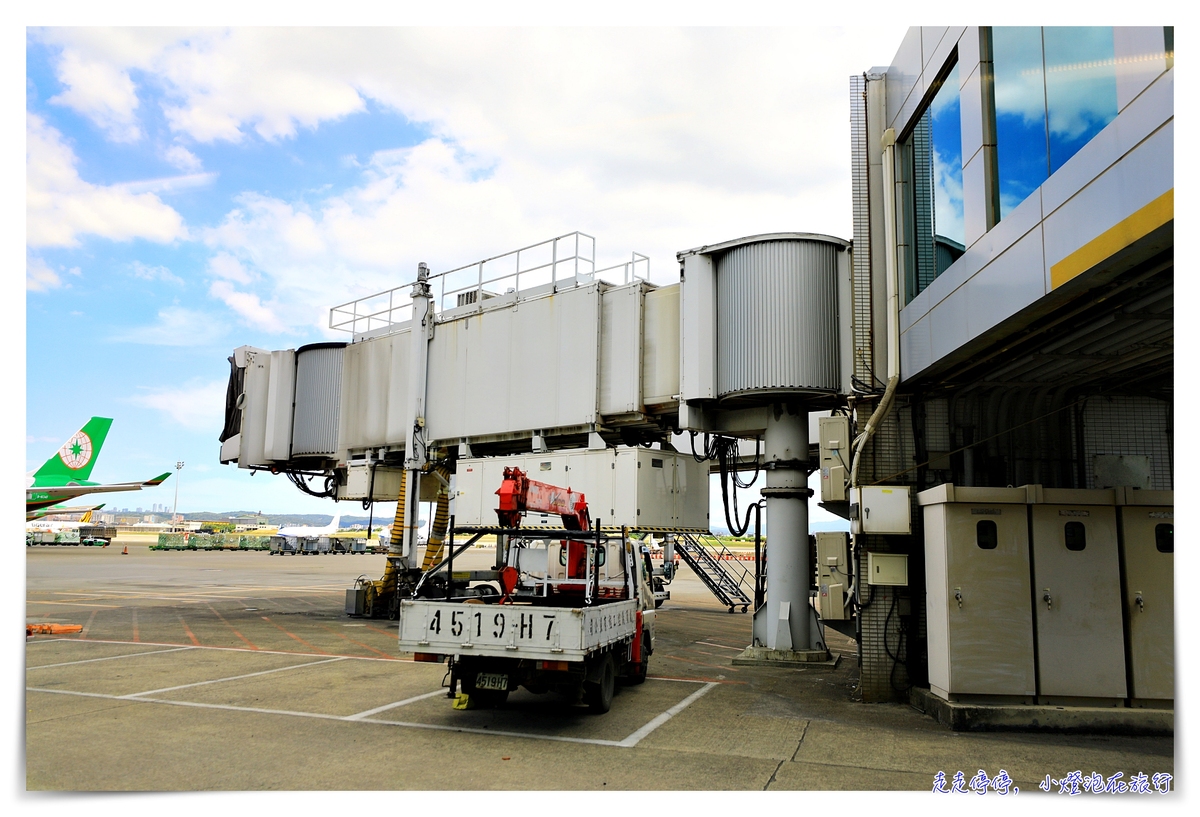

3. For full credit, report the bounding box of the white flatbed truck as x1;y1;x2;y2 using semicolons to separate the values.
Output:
397;526;657;713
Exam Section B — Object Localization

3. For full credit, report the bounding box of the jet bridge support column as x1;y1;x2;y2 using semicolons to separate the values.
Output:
742;403;828;662
402;263;433;569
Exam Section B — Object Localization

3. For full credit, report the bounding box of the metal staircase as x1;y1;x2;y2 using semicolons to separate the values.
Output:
675;533;755;613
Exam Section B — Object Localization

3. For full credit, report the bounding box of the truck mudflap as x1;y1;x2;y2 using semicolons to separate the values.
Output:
398;598;639;664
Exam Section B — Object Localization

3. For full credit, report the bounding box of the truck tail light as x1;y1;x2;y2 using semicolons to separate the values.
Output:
537;660;570;672
414;653;444;663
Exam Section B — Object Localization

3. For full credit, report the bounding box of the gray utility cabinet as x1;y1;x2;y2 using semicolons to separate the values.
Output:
920;485;1037;703
1119;489;1173;705
1033;488;1126;705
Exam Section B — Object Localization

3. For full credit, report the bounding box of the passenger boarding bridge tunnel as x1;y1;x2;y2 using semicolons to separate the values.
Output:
220;230;856;660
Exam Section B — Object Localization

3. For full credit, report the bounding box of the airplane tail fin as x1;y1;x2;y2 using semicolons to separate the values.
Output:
80;510;94;523
33;418;113;483
328;512;341;533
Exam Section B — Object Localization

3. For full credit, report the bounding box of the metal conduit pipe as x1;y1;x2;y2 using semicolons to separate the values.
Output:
849;128;901;489
850;127;902;659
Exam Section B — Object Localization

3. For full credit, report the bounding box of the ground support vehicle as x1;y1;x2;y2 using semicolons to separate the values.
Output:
78;525;117;547
398;520;657;714
269;536;300;556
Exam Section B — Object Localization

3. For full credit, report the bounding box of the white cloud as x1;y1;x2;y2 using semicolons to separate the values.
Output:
127;379;228;431
207;252;252;284
48;48;142;142
110;306;226;345
26;255;62;291
164;144;203;172
130;261;184;285
26;114;188;248
209;280;287;333
117;172;217;195
34;27;908;336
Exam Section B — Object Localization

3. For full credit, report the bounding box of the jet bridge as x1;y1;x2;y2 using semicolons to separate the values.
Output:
219;230;855;658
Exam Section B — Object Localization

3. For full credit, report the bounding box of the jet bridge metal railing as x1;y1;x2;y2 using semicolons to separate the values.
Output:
328;232;650;336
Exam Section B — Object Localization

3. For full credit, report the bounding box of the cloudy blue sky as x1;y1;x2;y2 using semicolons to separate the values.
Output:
23;25;908;517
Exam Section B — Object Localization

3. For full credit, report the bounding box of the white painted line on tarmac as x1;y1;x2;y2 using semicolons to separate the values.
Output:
118;657;347;698
38;637;402;662
617;681;719;747
346;690;447;720
356;717;628;746
27;646;195;670
29;687;353;722
28;679;717;750
695;641;743;651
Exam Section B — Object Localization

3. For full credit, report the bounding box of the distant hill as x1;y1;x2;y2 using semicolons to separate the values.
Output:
182;512;848;533
183;512;400;528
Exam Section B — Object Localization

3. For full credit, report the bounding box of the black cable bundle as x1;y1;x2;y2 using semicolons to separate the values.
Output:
690;431;762;537
286;470;336;498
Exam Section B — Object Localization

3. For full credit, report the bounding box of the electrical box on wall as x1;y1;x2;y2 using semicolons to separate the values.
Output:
819;415;851;502
816;531;851;619
851;486;911;534
867;552;908;586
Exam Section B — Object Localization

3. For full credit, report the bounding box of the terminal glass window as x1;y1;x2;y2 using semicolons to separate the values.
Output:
991;27;1048;219
1043;27;1118;175
908;60;964;301
989;27;1118;220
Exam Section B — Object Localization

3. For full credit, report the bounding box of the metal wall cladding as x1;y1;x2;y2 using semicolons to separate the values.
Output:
715;239;841;398
339;329;411;453
425;284;600;444
291;344;346;456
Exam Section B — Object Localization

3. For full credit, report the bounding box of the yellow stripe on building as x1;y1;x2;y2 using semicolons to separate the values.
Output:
1051;188;1173;290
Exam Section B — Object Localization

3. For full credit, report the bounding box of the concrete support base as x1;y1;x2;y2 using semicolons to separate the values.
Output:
732;646;835;668
910;687;1173;735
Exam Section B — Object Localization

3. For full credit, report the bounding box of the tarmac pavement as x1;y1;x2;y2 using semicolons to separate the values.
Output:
25;536;1174;792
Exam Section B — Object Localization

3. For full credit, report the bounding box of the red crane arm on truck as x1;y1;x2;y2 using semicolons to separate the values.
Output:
495;467;591;530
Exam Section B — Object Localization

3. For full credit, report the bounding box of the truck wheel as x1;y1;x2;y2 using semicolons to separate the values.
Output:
654;599;664;609
585;654;615;714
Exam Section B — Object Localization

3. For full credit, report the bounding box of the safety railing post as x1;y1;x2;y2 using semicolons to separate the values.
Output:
446;514;455;600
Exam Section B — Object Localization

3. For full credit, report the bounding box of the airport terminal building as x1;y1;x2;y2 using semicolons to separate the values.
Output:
849;27;1173;703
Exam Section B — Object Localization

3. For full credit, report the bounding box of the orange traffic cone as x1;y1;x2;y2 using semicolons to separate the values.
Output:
122;546;129;555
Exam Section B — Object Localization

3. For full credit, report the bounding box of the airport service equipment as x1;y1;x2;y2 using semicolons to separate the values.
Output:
221;231;852;655
919;484;1037;704
453;448;708;531
396;473;656;714
1117;488;1173;706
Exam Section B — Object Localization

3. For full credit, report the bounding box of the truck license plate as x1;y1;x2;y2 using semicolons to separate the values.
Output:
476;672;508;691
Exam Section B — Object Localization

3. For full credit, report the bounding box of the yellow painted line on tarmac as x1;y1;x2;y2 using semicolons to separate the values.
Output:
26;600;123;609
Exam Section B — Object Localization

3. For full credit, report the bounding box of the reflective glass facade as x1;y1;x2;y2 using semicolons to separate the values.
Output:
991;27;1118;220
908;62;963;301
